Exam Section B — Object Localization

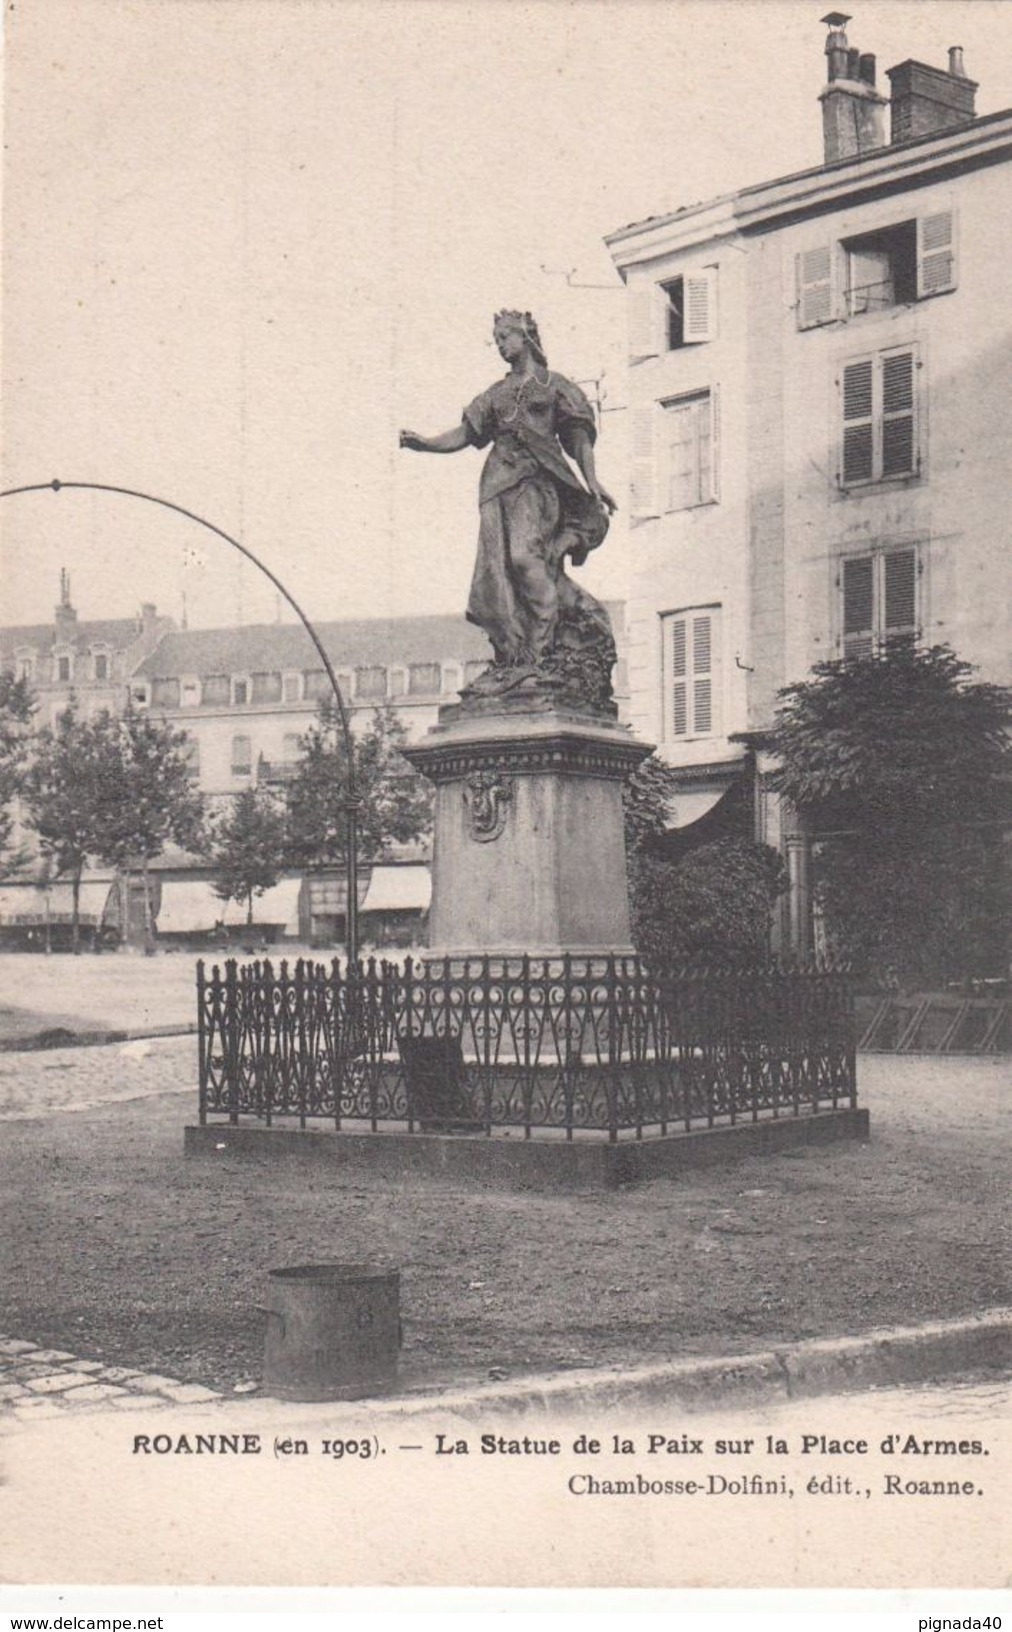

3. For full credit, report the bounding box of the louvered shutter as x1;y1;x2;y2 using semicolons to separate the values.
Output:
796;244;836;330
630;405;659;519
628;284;659;363
880;350;916;477
670;617;688;736
691;614;713;735
883;549;917;639
683;271;716;343
841;360;874;484
842;557;875;660
917;209;957;298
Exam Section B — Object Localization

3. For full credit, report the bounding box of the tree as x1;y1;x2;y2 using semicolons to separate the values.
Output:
629;839;787;970
0;671;35;878
92;707;205;952
768;640;1011;985
21;704;121;952
208;787;287;926
623;752;786;969
285;701;433;869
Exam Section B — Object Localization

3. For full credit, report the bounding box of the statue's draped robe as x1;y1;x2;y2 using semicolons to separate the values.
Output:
462;371;614;667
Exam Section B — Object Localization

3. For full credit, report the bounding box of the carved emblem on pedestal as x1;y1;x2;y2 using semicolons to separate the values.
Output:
463;765;513;843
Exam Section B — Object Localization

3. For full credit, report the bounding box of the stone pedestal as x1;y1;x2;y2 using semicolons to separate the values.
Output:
402;704;653;957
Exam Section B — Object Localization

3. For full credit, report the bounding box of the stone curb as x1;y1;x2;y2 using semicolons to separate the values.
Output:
298;1307;1009;1425
389;1307;1012;1423
2;1310;1008;1427
0;1023;196;1055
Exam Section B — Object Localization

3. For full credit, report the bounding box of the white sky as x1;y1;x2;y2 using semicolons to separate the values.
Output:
3;0;1010;632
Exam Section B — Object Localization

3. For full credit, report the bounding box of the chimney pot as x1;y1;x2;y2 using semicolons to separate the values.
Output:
948;46;966;77
859;52;876;86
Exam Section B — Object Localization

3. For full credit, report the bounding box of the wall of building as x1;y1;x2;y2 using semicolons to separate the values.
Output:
622;242;751;776
747;160;1011;728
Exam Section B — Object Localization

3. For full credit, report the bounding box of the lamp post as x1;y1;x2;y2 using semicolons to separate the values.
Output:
0;479;363;965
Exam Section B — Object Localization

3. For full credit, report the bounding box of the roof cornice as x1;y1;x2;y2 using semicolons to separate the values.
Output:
607;108;1012;272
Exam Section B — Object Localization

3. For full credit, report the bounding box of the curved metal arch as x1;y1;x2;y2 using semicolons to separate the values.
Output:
1;478;361;962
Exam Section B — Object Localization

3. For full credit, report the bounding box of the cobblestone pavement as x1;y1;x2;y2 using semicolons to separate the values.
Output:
0;1032;195;1119
0;1335;223;1421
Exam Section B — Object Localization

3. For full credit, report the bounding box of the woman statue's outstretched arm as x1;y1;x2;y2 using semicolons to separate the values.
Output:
399;426;470;453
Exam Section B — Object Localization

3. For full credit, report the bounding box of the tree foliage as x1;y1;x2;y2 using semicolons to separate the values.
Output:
89;707;205;950
285;702;433;869
771;641;1010;831
630;839;787;970
0;671;35;877
91;707;205;870
769;641;1011;985
208;787;287;924
623;752;785;969
20;704;121;950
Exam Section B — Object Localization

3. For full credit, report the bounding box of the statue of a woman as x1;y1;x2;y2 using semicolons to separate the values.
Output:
400;311;618;709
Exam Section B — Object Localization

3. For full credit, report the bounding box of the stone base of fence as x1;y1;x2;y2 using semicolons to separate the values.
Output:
183;1107;870;1192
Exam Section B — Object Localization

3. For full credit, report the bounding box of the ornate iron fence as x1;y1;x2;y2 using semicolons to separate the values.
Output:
196;955;857;1141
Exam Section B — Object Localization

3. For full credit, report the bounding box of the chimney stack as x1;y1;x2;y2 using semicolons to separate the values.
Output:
886;50;977;143
819;13;888;163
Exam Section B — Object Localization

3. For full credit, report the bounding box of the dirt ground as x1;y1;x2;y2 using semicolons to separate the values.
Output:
1;1053;1007;1396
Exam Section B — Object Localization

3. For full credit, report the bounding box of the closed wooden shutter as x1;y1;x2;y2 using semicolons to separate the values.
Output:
663;392;714;509
628;284;659;363
842;557;875;660
692;614;713;734
917;209;957;298
841;359;874;484
668;610;717;737
881;350;916;477
683;271;716;343
670;617;688;737
883;549;917;637
630;405;659;519
797;244;836;329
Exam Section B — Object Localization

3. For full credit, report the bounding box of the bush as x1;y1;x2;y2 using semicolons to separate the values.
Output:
630;837;787;971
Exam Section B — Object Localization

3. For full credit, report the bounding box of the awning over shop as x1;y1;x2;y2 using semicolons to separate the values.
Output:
219;878;301;933
361;866;431;914
156;880;219;934
0;880;115;924
156;878;302;934
649;768;753;863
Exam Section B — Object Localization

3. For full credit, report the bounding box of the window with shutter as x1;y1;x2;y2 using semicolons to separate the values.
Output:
659;270;717;350
917;210;957;298
231;734;252;776
840;348;918;487
883;549;917;639
683;271;716;344
881;352;915;477
842;360;875;484
840;549;919;658
842;557;875;660
664;607;720;739
797;244;837;330
810;211;955;330
661;391;715;511
630;405;659;520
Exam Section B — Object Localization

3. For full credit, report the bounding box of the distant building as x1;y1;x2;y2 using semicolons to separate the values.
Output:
0;572;172;729
606;17;1010;952
1;589;628;949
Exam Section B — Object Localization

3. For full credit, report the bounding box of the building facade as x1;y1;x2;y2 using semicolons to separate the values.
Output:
606;19;1011;951
1;593;628;948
